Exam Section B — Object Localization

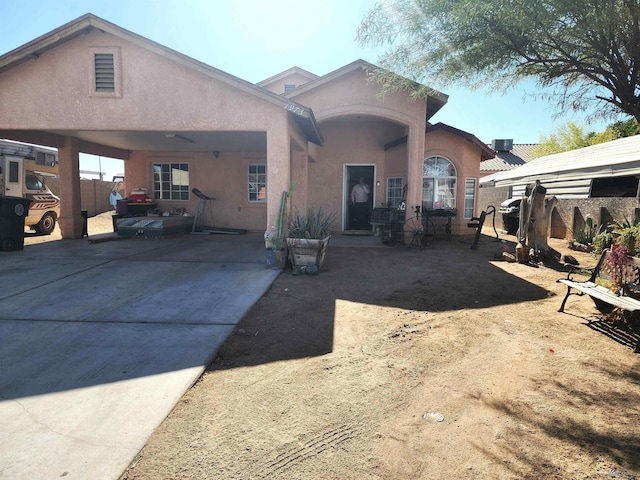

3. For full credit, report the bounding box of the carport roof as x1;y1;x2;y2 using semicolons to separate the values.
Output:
0;13;323;146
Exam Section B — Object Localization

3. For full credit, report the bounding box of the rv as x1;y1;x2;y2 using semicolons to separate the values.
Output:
0;140;60;235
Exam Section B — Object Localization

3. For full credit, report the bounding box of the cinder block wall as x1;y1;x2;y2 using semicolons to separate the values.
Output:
552;198;640;239
47;178;117;217
479;184;640;240
478;184;511;213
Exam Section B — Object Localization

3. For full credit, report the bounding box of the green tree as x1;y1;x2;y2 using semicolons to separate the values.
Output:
357;0;640;122
609;118;640;137
533;122;594;157
532;119;639;157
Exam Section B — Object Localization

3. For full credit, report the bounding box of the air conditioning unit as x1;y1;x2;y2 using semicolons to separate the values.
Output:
491;139;513;152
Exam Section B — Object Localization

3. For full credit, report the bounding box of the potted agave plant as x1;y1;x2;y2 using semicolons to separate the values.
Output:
286;206;335;271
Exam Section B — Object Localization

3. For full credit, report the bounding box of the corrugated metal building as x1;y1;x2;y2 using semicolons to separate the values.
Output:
480;135;640;199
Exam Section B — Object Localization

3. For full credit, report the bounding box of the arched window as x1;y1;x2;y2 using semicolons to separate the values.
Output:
422;156;456;210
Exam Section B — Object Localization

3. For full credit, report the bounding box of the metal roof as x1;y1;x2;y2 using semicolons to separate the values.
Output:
480;144;538;171
0;139;57;159
480;135;640;189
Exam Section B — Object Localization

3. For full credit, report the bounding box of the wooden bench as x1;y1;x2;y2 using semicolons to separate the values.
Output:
557;248;640;352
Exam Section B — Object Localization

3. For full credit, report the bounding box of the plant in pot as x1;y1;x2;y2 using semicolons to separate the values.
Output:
265;189;290;270
286;206;336;273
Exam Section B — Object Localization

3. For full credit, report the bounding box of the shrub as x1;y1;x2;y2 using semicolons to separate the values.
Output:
573;215;600;245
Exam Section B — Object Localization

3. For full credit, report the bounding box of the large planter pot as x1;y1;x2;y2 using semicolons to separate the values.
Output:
286;236;331;268
265;248;287;270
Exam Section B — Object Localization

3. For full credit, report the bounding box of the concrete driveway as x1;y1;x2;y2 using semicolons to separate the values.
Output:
0;233;279;480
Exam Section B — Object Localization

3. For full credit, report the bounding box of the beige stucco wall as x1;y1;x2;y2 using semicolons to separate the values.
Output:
291;68;427;232
0;27;296;237
0;23;489;239
308;119;406;229
0;29;287;132
293;69;425;127
126;151;268;231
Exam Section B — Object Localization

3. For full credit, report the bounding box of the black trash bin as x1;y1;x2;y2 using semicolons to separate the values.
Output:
0;196;32;251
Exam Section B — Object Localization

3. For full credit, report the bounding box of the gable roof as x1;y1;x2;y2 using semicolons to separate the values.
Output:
427;123;495;161
256;66;319;89
0;13;323;145
383;122;495;160
480;144;538;171
284;59;449;121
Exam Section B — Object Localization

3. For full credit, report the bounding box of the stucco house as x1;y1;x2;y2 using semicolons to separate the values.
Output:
0;13;493;241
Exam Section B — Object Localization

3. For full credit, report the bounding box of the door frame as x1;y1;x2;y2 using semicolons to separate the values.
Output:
2;156;24;197
342;164;376;231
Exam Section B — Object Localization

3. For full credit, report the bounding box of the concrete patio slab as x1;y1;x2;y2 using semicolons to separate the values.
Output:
0;320;235;480
0;260;278;323
0;233;278;480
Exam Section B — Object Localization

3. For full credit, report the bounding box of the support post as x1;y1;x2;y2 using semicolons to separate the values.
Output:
57;136;83;239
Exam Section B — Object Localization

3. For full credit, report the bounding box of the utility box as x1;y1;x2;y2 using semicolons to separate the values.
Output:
0;196;32;251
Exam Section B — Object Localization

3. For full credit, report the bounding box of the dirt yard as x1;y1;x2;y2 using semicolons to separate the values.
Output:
27;216;640;479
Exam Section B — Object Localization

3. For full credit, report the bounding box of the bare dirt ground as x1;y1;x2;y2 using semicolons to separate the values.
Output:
26;216;640;479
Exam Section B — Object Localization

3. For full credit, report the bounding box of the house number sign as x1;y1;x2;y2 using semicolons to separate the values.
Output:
284;104;305;116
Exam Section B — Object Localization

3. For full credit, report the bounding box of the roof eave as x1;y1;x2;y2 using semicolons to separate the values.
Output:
0;14;94;74
0;13;323;146
427;123;495;160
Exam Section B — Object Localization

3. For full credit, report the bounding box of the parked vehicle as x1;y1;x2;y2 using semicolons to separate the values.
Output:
0;147;60;235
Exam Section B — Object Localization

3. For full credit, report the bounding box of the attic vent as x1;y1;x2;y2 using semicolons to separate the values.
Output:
94;53;115;92
284;84;296;92
492;139;513;152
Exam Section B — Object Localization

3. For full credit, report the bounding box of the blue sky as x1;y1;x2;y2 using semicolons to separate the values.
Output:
0;0;625;178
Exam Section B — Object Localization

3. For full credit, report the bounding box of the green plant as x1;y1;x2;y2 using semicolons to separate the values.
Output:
271;182;294;251
610;215;640;255
617;229;637;254
573;215;600;245
611;215;640;231
288;207;336;239
593;231;614;255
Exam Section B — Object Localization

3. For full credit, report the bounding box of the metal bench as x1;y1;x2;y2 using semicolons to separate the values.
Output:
557;248;640;352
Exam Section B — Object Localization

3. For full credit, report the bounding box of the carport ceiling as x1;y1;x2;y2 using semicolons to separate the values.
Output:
45;130;267;153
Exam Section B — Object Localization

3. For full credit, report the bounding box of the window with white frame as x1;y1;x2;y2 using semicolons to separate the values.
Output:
464;178;477;219
152;163;190;200
248;164;267;202
386;177;403;208
422;156;456;210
